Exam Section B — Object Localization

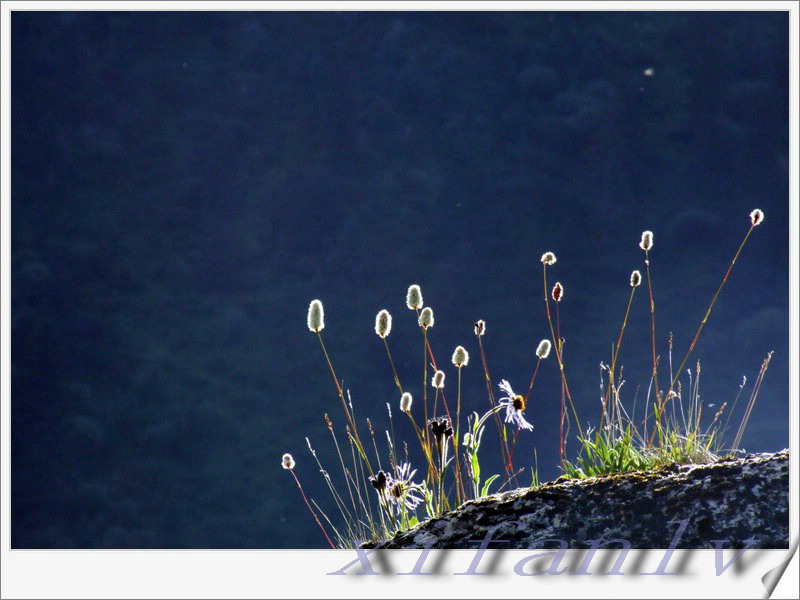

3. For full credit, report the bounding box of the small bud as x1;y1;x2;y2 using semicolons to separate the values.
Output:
630;270;642;287
419;306;434;329
639;230;653;252
541;251;557;266
536;339;552;359
370;470;387;491
428;416;453;440
400;392;413;413
452;345;469;368
432;369;445;389
462;432;472;447
750;208;764;227
375;309;392;338
307;299;324;333
551;282;564;302
406;284;423;310
282;453;295;470
474;320;486;336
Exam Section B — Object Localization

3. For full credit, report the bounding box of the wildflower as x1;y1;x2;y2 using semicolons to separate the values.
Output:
639;230;653;252
369;471;391;504
474;320;486;336
432;369;445;389
452;345;469;367
307;299;324;333
497;379;534;431
369;470;388;493
400;392;413;413
375;309;392;338
541;251;557;266
630;270;642;287
281;453;296;470
552;282;564;302
385;463;426;511
406;284;423;310
419;307;434;329
750;208;764;227
428;416;453;441
536;339;552;359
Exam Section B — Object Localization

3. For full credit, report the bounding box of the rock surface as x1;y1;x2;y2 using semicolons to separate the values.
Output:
365;450;789;549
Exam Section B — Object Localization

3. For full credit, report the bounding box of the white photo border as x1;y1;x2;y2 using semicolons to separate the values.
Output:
1;2;797;598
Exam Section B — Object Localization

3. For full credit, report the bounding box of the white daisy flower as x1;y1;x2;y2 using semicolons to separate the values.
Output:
385;463;427;511
497;379;534;431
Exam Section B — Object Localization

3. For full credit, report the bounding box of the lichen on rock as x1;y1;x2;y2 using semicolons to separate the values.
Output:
364;450;789;549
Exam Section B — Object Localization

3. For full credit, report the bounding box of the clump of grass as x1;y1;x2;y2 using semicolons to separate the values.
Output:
285;208;772;547
564;209;771;478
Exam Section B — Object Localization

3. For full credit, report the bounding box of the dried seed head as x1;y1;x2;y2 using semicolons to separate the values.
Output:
750;208;764;226
375;309;392;338
432;369;445;389
370;470;388;492
419;306;434;329
406;284;423;310
474;320;486;336
536;339;552;359
307;299;324;333
541;251;557;266
639;230;654;252
400;392;413;413
281;453;295;470
630;270;642;287
428;416;453;440
452;345;469;368
552;282;564;302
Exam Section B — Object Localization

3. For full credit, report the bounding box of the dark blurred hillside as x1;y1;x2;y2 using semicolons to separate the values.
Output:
11;11;788;547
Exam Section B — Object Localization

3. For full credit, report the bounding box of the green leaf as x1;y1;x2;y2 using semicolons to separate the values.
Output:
481;474;500;497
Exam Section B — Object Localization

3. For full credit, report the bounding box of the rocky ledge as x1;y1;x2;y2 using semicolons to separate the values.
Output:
365;450;789;549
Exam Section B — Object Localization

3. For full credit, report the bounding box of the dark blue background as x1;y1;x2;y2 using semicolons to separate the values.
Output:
11;11;789;548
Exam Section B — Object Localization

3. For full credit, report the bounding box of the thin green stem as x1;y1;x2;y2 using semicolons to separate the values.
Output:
524;358;541;404
382;337;403;394
652;224;756;446
600;285;637;433
669;225;755;399
543;265;584;441
289;470;335;549
316;332;373;475
477;335;513;481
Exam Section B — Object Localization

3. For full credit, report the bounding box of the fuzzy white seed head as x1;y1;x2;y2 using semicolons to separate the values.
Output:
630;270;642;287
552;281;564;302
639;230;654;252
541;251;557;266
419;306;434;329
432;369;445;389
400;392;413;413
536;339;552;359
282;453;295;470
375;309;392;338
452;345;469;368
406;284;423;310
474;320;486;336
307;299;324;333
750;208;764;227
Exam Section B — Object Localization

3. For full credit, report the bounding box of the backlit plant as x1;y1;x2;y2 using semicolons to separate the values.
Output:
284;209;772;548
